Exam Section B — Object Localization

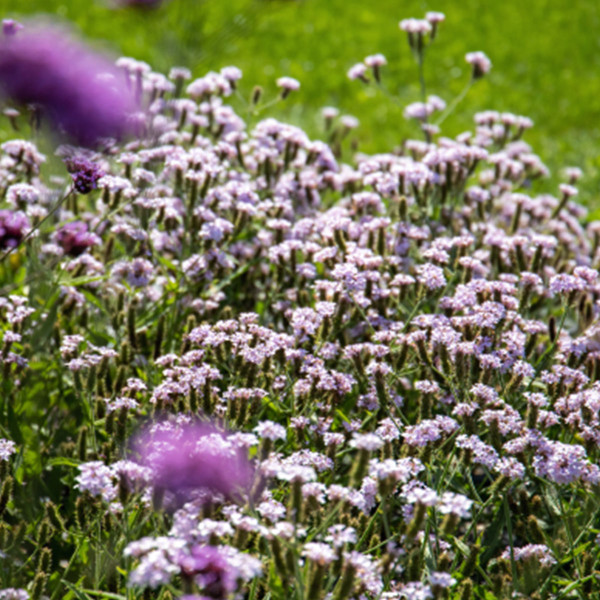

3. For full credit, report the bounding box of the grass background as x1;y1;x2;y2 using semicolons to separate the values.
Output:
2;0;600;209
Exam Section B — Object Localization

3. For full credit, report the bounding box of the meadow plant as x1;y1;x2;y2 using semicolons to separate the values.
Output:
0;11;599;600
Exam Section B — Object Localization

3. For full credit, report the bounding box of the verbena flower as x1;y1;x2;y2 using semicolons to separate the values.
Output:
0;210;29;250
65;156;105;194
500;544;556;567
276;76;300;99
465;51;492;79
399;18;432;34
55;222;101;256
0;439;16;461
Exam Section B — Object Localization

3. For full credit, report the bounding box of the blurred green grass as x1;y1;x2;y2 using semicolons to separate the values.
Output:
2;0;600;208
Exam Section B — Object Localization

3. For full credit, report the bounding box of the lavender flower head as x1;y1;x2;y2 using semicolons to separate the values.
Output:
131;421;253;508
55;221;101;256
0;210;29;250
465;51;492;79
0;25;136;147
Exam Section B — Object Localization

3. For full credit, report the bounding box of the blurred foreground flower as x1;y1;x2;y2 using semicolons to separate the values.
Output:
131;420;253;509
55;221;100;256
0;25;135;147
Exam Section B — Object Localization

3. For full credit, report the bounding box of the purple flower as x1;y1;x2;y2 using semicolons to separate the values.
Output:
65;157;105;194
399;18;432;34
0;26;135;147
0;210;29;250
276;76;300;99
347;63;369;82
178;546;235;599
0;438;16;461
55;221;101;257
465;51;492;79
500;544;556;568
276;76;300;92
131;421;253;507
416;263;446;290
549;273;586;295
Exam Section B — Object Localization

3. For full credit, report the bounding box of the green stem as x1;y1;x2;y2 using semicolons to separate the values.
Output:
434;79;473;127
503;497;519;592
417;54;427;103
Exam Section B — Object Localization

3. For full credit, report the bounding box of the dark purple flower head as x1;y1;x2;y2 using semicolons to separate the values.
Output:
0;210;29;250
132;420;253;507
65;156;105;194
2;20;24;37
55;221;101;256
178;546;236;599
0;25;136;147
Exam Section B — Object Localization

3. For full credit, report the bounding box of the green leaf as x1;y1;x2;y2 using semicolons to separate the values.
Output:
79;288;108;314
453;537;470;556
559;541;590;565
543;484;562;517
78;538;89;565
80;590;127;600
47;457;81;468
154;252;179;273
58;275;106;287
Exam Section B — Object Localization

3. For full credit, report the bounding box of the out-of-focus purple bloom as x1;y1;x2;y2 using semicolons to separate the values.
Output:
65;156;105;194
0;26;135;147
55;221;101;256
2;20;23;37
178;546;236;599
131;421;253;507
0;210;29;250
